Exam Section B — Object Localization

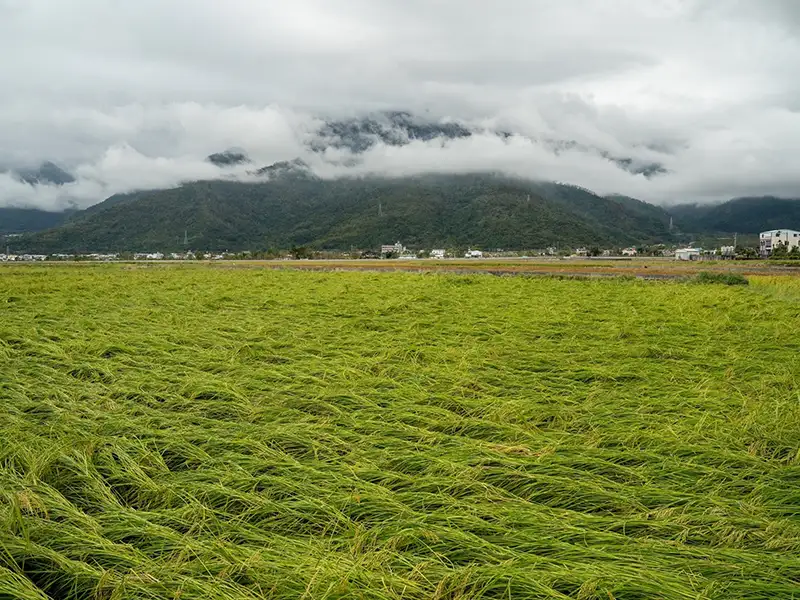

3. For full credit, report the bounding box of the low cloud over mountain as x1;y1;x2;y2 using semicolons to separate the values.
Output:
4;1;800;211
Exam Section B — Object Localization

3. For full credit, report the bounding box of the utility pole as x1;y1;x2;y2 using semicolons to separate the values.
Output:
183;230;188;247
378;202;383;217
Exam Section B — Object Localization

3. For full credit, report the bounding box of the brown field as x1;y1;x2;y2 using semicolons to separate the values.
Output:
143;257;800;279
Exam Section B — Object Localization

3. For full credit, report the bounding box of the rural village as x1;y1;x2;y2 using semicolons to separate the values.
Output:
2;228;798;262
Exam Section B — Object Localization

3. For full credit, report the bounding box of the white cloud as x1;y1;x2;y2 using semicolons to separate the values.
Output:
3;0;800;210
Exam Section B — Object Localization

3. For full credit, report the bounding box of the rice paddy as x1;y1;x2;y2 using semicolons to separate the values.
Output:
1;264;799;599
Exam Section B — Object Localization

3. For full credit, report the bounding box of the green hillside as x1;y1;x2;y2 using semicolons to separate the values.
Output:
671;197;800;233
0;207;74;235
18;174;674;253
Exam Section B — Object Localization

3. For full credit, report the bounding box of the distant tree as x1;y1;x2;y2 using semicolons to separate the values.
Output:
734;246;758;259
290;246;313;259
251;247;281;259
588;246;601;257
771;242;789;259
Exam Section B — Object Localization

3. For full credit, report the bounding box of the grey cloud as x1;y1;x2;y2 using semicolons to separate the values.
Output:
3;0;800;210
400;49;657;87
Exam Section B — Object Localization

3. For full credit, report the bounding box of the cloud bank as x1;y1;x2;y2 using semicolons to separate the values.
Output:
3;0;800;210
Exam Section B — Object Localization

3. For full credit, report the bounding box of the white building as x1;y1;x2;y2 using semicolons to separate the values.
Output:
464;249;483;258
675;247;702;261
621;247;637;256
86;253;118;261
380;241;405;256
134;252;164;260
430;249;446;259
759;230;800;257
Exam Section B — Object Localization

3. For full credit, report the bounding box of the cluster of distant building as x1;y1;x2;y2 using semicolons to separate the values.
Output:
373;233;797;261
0;253;48;262
667;229;800;261
376;241;728;261
378;242;484;259
0;251;230;262
2;229;798;263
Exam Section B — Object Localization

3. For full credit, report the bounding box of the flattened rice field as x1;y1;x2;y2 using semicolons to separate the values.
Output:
1;264;800;599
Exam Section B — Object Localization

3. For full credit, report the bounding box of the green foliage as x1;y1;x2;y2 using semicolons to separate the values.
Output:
769;244;800;260
17;174;675;253
735;245;759;259
289;245;314;259
0;265;798;599
691;271;750;286
770;242;790;259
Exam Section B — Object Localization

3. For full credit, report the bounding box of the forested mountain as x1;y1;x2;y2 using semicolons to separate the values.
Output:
671;197;800;233
0;112;674;247
0;207;74;235
16;174;675;253
8;142;797;253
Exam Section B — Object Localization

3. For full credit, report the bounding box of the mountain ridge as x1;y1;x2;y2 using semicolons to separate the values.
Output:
14;173;675;253
0;207;75;235
670;196;800;233
5;145;800;250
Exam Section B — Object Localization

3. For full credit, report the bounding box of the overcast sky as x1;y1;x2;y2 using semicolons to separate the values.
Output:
2;0;800;210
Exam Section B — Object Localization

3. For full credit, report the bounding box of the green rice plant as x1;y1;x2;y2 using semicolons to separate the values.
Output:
1;264;799;599
691;271;750;285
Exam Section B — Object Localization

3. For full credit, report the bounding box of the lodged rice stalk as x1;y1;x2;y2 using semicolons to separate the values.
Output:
1;264;799;599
